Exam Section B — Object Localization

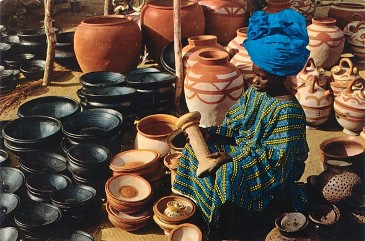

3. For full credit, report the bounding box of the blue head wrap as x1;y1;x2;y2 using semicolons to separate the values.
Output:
243;9;310;77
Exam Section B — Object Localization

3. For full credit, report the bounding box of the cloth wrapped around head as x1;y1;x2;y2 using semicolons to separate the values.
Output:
243;9;310;77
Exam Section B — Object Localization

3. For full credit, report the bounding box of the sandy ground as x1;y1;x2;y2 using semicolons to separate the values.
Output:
1;1;365;241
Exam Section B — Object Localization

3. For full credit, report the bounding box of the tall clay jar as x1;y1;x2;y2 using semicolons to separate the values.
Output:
74;15;142;73
198;0;248;46
328;2;365;30
140;0;205;61
182;35;226;75
184;50;244;127
307;17;345;69
226;27;248;58
230;43;253;89
291;0;315;24
263;0;292;14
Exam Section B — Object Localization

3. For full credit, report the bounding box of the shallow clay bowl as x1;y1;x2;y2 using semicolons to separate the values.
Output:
0;227;20;241
67;143;111;167
80;86;136;103
0;193;20;219
20;59;46;80
62;109;122;140
19;151;67;175
309;204;340;226
105;174;152;203
0;148;10;167
153;195;196;225
275;212;308;234
0;167;25;194
79;71;126;88
2;116;62;144
320;135;365;169
26;173;72;194
51;184;96;208
17;96;81;121
109;149;160;177
106;201;152;223
168;223;203;241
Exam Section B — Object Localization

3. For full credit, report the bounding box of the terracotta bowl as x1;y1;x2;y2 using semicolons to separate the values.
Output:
168;223;203;241
110;149;161;178
319;135;365;171
106;202;152;231
153;195;196;225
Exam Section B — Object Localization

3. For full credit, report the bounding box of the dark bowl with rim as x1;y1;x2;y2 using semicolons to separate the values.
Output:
19;151;68;176
20;59;46;80
0;227;20;241
0;193;20;226
78;86;137;103
0;167;25;195
79;71;126;89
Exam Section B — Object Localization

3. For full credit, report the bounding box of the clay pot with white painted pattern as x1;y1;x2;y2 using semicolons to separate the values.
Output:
198;0;248;46
291;0;315;24
230;37;253;89
334;78;365;135
328;2;365;30
330;57;361;96
263;0;292;14
295;74;333;128
307;17;345;69
184;50;244;127
226;27;248;58
348;27;365;64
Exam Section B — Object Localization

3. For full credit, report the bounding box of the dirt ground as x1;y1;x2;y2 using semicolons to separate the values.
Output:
1;1;365;241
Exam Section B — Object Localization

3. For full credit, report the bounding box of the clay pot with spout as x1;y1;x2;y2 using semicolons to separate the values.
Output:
330;57;361;96
295;74;333;128
334;78;365;135
307;17;345;69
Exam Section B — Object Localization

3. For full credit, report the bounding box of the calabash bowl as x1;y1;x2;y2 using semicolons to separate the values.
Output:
0;167;25;194
168;223;203;241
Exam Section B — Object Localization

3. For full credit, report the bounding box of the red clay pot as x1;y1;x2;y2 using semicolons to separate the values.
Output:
328;2;365;30
140;0;205;61
263;0;292;14
74;15;142;73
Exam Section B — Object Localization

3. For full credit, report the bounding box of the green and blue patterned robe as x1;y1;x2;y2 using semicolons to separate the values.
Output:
172;86;309;232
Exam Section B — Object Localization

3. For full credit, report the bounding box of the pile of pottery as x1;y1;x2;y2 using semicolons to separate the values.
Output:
2;116;62;154
66;143;112;196
105;174;153;231
25;173;72;203
153;195;196;235
50;184;100;225
54;31;79;70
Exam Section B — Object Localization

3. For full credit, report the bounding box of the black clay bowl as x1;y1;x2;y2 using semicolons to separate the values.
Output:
160;38;189;74
80;86;137;103
20;59;46;80
0;149;10;167
126;72;176;89
67;143;111;167
0;193;20;219
0;167;25;194
0;70;15;86
56;32;74;47
79;71;126;88
17;96;81;121
2;116;62;144
4;53;35;68
26;173;72;194
126;67;161;76
51;184;96;207
14;202;62;229
48;230;94;241
62;109;122;140
0;227;19;241
19;151;67;175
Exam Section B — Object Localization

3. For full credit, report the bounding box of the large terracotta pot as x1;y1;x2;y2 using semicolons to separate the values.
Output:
307;17;345;69
74;15;142;73
226;27;247;58
263;0;292;14
182;35;226;74
198;0;248;46
291;0;315;24
230;42;253;89
140;0;205;61
295;74;333;128
328;2;365;30
184;50;244;126
135;114;178;157
334;78;365;135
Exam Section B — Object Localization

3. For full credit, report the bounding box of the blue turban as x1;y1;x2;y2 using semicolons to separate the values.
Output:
243;9;310;77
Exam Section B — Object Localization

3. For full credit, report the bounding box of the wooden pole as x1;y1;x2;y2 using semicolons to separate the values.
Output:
173;0;184;115
43;0;56;86
104;0;113;15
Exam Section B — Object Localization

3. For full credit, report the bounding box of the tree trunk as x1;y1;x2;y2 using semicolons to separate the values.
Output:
43;0;56;86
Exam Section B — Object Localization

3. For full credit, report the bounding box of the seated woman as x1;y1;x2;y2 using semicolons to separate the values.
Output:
172;8;310;241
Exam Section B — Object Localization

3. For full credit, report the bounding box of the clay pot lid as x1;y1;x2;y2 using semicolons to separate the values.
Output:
153;195;196;224
0;167;25;194
275;212;308;233
320;135;365;160
109;149;160;172
106;201;152;222
0;227;19;241
105;174;152;203
168;223;203;241
309;204;340;225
